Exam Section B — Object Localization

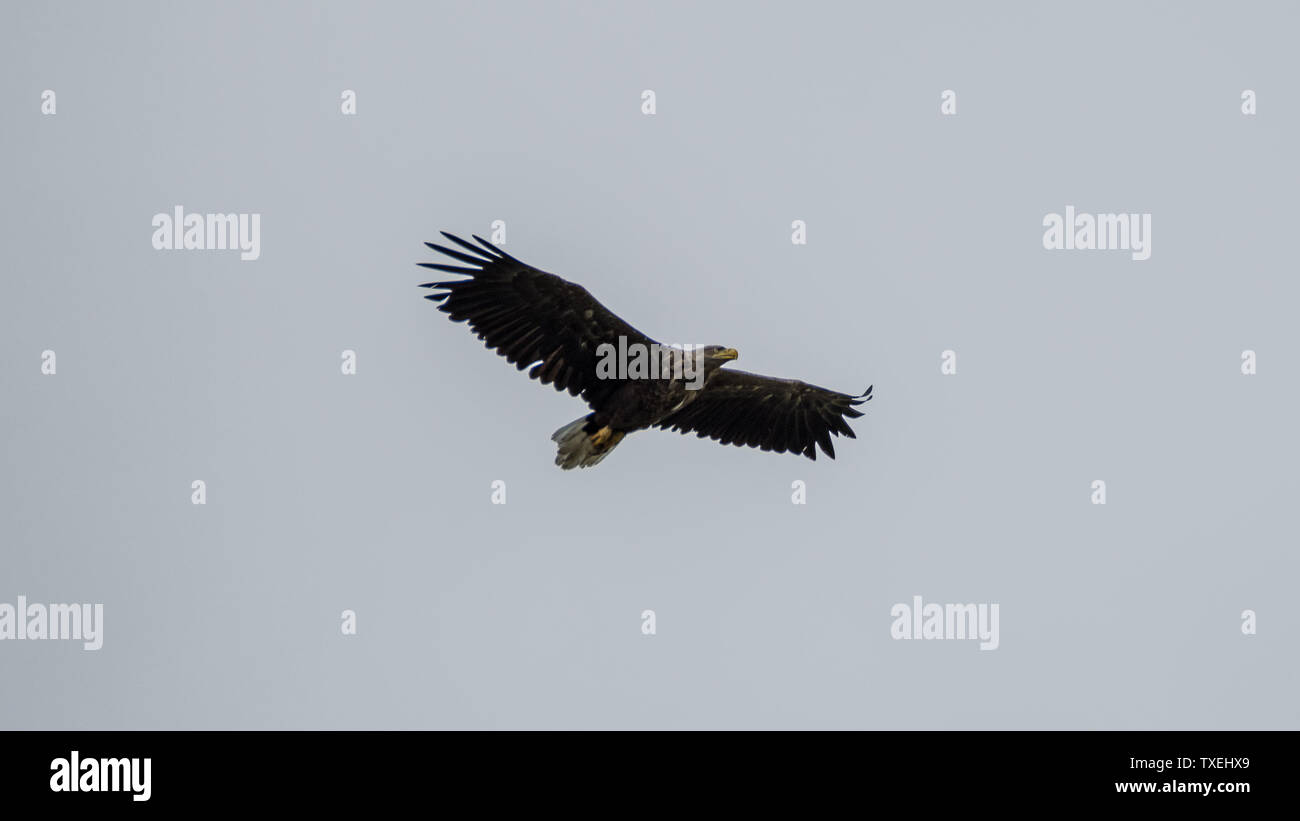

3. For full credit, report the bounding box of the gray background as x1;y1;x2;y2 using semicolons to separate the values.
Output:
2;1;1296;729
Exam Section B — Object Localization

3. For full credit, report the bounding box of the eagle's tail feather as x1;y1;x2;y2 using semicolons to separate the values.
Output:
552;416;624;470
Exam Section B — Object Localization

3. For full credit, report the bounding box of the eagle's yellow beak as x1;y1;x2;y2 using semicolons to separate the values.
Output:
716;348;739;361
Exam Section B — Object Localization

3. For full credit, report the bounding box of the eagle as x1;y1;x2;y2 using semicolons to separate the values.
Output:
420;232;872;469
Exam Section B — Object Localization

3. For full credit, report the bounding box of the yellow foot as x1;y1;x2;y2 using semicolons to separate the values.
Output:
590;426;614;448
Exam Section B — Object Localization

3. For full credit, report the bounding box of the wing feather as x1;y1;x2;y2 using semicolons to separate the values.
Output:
658;369;870;461
420;232;658;408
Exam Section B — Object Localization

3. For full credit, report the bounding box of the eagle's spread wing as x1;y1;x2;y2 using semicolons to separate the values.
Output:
420;232;657;408
656;369;871;460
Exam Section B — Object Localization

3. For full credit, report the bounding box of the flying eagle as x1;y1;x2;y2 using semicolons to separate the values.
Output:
420;233;872;469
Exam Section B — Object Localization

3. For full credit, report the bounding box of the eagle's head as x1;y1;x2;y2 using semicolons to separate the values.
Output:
702;345;739;367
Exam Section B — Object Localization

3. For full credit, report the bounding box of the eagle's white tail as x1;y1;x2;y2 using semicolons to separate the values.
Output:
552;416;625;470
